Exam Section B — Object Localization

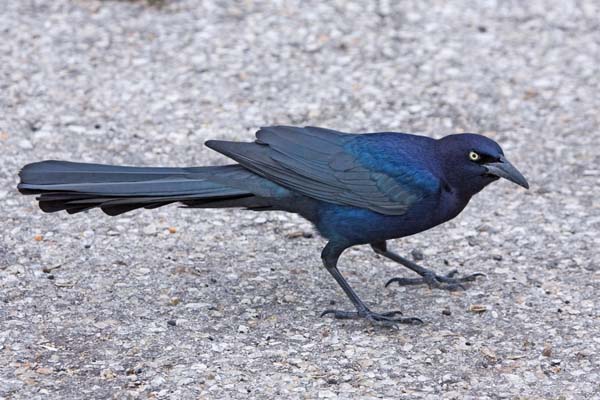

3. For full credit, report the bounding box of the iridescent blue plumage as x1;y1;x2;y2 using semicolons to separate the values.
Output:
18;126;528;325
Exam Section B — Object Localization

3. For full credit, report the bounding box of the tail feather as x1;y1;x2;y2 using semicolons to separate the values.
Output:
18;160;261;215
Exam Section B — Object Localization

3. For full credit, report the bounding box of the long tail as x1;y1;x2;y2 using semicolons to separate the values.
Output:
18;160;267;216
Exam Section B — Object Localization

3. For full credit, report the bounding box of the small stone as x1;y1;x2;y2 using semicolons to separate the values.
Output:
358;358;373;368
480;346;497;361
151;375;166;388
504;374;523;385
318;390;337;398
550;359;561;366
408;104;422;113
442;308;451;316
283;294;296;303
326;377;338;384
167;319;177;327
441;373;457;384
36;367;52;375
468;304;487;313
411;249;424;261
286;230;313;239
476;224;494;232
542;343;552;357
18;139;33;149
101;369;116;379
143;225;157;235
286;231;304;239
191;363;208;371
238;325;249;333
34;234;43;241
168;227;177;234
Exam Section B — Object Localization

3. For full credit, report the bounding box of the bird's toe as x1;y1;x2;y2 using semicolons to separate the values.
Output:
438;271;486;285
384;277;425;287
320;309;357;319
366;311;423;326
446;269;459;278
386;270;485;291
320;308;422;326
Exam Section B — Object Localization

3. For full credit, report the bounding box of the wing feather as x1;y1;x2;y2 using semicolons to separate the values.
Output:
206;126;440;215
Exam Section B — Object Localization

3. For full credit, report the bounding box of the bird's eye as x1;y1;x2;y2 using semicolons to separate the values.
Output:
469;151;480;161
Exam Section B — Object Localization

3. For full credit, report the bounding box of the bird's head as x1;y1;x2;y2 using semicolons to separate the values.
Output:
436;134;529;198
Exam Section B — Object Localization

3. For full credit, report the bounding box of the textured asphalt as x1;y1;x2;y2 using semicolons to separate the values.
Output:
1;1;599;399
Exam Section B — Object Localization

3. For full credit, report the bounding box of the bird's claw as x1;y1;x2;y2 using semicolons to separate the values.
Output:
385;271;485;291
320;308;423;326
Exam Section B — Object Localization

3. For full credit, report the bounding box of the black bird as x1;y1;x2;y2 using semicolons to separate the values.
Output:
18;126;529;325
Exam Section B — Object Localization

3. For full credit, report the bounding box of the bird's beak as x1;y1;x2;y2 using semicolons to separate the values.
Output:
484;155;529;189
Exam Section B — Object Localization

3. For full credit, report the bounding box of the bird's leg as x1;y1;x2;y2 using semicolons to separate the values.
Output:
319;242;422;326
371;241;485;291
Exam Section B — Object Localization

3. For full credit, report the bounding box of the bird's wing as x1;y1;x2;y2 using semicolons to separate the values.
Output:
205;126;440;215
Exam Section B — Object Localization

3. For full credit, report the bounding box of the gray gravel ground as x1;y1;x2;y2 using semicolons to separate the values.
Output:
1;0;599;399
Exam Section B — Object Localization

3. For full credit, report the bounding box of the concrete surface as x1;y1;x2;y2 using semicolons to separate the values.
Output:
1;0;599;399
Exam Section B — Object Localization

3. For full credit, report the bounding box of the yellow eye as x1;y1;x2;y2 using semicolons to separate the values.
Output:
469;151;480;161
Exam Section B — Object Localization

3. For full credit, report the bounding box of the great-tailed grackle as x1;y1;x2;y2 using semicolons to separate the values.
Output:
18;126;528;325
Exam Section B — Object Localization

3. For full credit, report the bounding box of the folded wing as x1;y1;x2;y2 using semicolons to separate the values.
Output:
206;126;440;215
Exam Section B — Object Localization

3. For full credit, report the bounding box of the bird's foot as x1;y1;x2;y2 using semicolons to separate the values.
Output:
385;269;485;291
320;308;423;326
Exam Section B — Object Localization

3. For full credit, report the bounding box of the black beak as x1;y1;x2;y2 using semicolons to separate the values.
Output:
484;155;529;189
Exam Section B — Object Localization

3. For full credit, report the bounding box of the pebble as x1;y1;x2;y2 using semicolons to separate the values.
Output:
18;139;33;149
283;295;296;303
151;376;166;388
411;249;425;261
468;304;487;313
143;225;157;235
318;390;337;398
101;369;116;379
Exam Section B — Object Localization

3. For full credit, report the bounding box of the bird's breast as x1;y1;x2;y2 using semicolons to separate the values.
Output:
314;192;468;245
